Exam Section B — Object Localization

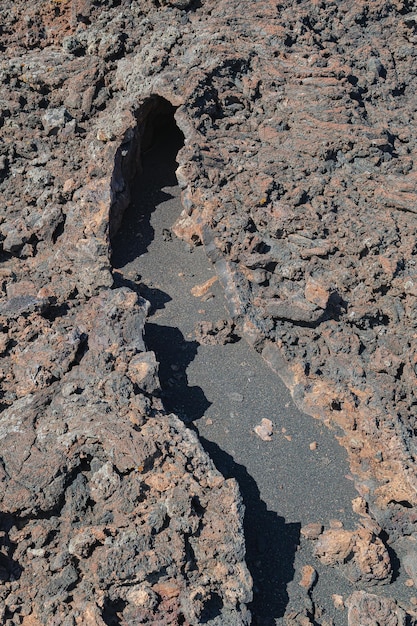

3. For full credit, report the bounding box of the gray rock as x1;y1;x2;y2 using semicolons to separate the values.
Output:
42;106;72;135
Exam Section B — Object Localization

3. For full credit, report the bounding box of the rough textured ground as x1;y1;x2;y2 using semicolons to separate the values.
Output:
0;285;252;625
1;0;417;623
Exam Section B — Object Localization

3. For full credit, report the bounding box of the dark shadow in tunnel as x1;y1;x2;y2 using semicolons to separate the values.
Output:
111;98;184;269
145;322;211;423
197;437;300;626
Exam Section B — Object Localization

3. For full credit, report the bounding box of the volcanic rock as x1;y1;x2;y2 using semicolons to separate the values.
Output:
347;591;407;626
299;565;317;592
0;289;251;624
254;418;274;442
1;0;417;619
195;319;239;346
313;526;391;586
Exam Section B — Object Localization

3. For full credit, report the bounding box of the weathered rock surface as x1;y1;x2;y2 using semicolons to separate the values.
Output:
0;289;251;624
347;591;407;626
313;526;392;586
1;0;417;619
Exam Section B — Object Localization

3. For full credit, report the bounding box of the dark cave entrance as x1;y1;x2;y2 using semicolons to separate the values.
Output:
109;95;185;249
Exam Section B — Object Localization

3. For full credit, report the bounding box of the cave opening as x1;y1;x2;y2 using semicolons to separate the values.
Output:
109;95;185;252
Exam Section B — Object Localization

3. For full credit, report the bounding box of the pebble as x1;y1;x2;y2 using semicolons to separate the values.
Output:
190;276;218;297
332;594;344;610
229;392;244;402
329;519;344;529
352;496;368;516
299;564;317;591
27;548;45;558
301;522;324;540
254;418;273;441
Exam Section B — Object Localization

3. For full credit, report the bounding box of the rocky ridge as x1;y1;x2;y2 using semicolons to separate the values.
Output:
1;0;417;622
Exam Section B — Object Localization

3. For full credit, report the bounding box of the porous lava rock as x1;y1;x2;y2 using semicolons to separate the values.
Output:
1;0;417;618
347;591;407;626
313;526;392;586
0;289;251;624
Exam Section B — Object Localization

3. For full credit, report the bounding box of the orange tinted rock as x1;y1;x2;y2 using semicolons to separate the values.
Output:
347;591;406;626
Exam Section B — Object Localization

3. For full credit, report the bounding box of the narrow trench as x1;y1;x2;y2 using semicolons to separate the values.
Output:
111;103;359;625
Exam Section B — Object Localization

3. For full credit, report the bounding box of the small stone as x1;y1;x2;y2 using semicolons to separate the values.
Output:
254;418;273;441
153;581;180;599
27;548;45;558
96;128;115;142
301;523;324;540
329;519;344;529
352;496;368;517
127;351;159;394
304;277;331;309
229;392;244;402
299;565;317;591
126;584;158;609
195;319;238;345
405;578;414;587
36;286;54;300
315;527;391;584
332;594;344;610
347;591;406;626
309;441;317;451
191;276;218;297
63;178;76;194
129;412;145;428
42;106;72;135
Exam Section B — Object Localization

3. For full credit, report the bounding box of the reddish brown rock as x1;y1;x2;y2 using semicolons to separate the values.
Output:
299;565;317;592
301;523;324;541
313;527;391;585
347;591;406;626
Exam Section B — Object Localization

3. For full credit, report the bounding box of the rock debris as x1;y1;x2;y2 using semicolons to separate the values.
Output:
0;0;417;622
